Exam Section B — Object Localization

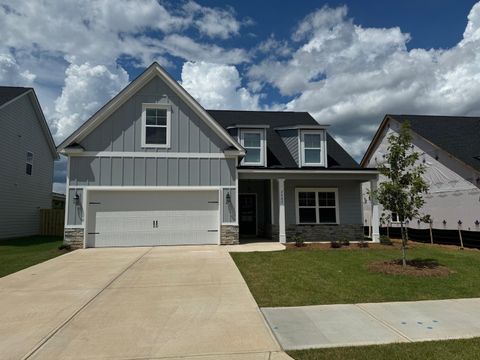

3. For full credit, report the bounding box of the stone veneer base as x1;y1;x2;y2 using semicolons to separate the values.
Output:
220;225;239;245
286;224;364;242
64;228;84;249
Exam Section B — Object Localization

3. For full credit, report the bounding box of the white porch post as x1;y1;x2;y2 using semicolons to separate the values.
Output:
370;178;380;243
278;178;286;243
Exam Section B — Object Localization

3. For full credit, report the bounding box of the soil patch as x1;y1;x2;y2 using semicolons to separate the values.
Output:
368;258;453;277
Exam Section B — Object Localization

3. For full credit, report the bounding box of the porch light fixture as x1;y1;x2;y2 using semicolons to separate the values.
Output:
442;219;447;225
475;220;480;226
458;220;462;226
226;192;231;204
74;192;80;205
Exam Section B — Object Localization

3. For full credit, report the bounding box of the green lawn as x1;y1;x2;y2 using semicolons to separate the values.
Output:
230;244;480;306
0;235;66;277
288;338;480;360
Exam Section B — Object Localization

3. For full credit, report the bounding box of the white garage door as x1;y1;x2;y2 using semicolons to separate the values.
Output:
87;190;219;247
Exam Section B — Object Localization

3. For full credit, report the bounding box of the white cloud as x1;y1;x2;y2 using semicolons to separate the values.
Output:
0;53;35;86
248;3;480;159
51;62;129;141
184;1;242;39
181;61;261;110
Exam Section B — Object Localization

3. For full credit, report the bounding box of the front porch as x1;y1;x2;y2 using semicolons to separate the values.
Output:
237;170;379;244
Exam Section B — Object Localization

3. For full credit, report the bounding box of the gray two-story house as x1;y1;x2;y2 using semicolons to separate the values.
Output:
57;63;378;248
0;87;58;239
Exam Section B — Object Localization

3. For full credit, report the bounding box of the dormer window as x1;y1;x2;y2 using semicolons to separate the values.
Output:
141;104;171;148
300;130;326;167
240;129;265;166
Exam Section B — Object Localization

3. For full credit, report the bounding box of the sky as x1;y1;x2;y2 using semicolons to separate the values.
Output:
1;0;480;193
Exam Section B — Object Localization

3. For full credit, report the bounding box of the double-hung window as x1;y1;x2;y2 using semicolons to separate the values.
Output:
26;151;33;175
240;129;265;166
296;188;338;224
141;104;171;148
300;130;325;166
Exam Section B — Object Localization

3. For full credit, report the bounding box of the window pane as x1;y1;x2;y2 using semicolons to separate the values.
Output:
299;208;317;223
304;134;321;148
304;149;321;163
318;192;335;206
146;108;156;117
145;127;166;144
155;109;167;125
244;133;261;147
26;151;33;163
299;192;316;207
319;208;336;223
244;148;261;163
26;163;32;175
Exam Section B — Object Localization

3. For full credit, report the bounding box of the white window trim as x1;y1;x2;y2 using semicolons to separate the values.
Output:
300;130;326;167
26;151;34;175
295;188;339;225
141;103;171;148
239;128;266;167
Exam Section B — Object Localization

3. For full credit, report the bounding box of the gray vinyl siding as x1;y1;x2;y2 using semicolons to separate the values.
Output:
278;129;299;165
67;188;84;226
284;180;362;225
69;156;236;187
0;94;55;239
79;76;229;153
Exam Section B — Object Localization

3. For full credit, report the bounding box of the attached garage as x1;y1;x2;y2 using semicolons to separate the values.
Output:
86;189;220;247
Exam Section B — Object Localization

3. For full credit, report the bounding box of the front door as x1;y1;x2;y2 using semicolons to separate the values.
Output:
239;194;257;236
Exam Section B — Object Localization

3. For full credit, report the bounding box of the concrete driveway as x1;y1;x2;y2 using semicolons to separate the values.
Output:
0;246;290;360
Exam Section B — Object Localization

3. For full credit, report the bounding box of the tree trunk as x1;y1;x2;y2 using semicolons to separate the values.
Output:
400;221;407;267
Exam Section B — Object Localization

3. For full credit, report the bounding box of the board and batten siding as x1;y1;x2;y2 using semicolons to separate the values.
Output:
79;76;229;153
0;94;55;238
69;156;236;187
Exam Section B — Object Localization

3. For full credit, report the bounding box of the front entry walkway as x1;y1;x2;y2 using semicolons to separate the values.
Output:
0;246;291;360
262;298;480;350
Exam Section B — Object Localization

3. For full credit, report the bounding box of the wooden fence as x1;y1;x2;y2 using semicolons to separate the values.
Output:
40;209;64;236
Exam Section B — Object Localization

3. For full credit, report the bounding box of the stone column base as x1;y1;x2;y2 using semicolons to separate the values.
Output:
220;225;239;245
64;228;84;249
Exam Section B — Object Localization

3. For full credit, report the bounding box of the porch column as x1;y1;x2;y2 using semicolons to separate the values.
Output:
278;178;286;243
370;178;380;243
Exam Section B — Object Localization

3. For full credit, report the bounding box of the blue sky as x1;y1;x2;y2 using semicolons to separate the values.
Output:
1;0;480;192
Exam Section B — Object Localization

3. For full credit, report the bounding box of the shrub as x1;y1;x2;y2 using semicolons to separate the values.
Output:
341;239;350;246
331;240;342;248
58;244;72;251
380;235;393;245
292;235;305;247
357;239;369;248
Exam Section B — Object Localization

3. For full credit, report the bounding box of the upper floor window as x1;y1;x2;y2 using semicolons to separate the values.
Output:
240;129;265;166
26;151;33;175
141;104;171;148
300;130;325;167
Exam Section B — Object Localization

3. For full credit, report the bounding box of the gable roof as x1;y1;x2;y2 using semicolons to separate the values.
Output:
0;86;58;159
361;114;480;172
207;110;361;169
57;62;244;153
0;86;31;108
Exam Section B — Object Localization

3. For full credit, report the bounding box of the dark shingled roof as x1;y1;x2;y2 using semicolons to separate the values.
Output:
389;114;480;172
0;86;31;107
207;110;360;169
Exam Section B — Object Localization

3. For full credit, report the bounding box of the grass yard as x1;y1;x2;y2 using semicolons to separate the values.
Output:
288;337;480;360
230;242;480;306
0;235;66;277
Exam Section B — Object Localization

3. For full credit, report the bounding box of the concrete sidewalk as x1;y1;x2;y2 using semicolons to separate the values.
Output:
262;298;480;350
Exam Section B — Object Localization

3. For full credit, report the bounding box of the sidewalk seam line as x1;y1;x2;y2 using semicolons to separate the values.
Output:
354;304;413;343
21;247;153;360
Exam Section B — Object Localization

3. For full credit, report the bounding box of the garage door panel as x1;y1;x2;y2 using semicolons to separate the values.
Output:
87;190;219;247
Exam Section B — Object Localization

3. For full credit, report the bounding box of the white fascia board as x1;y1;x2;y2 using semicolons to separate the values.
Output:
68;151;237;158
57;63;243;153
84;186;222;191
238;169;379;175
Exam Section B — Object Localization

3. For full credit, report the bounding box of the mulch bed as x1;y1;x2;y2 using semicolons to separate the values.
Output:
367;259;454;277
286;242;392;251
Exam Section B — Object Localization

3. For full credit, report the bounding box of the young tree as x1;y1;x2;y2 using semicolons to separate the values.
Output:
370;121;429;267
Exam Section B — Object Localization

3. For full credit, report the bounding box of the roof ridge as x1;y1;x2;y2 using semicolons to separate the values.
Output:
206;109;308;114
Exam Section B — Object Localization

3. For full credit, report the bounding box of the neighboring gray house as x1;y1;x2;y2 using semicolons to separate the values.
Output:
57;63;378;248
362;114;480;233
0;87;58;239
